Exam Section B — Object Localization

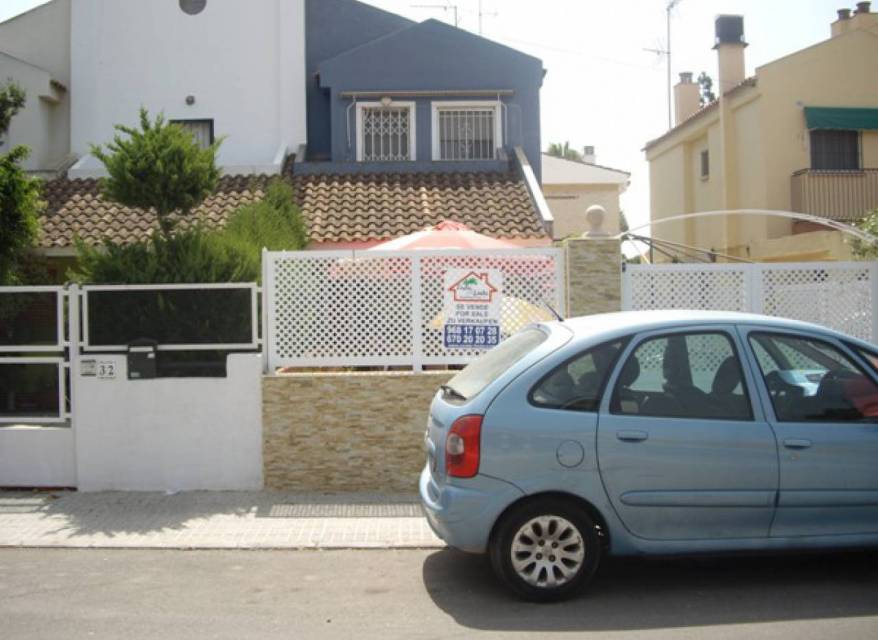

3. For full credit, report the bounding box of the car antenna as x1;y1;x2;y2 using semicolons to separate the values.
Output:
541;299;565;323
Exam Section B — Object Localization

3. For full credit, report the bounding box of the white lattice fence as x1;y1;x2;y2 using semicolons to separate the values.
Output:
622;262;878;341
264;249;565;370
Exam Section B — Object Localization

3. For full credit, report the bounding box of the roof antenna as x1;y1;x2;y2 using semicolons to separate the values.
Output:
542;299;565;323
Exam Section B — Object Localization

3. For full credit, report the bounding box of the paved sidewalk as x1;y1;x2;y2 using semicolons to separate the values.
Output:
0;490;443;549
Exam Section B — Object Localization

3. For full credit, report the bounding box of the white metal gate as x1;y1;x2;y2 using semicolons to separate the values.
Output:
622;261;878;342
263;248;566;371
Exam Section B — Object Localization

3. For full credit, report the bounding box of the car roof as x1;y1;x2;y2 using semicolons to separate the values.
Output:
546;310;866;346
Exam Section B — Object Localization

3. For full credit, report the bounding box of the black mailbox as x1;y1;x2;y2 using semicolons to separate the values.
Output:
128;339;158;379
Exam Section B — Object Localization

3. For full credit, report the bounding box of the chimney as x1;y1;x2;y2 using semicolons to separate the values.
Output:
674;72;701;125
713;15;747;95
833;7;853;35
834;3;877;36
852;2;877;27
583;145;596;164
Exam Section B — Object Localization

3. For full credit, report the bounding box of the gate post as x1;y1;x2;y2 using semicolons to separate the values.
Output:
871;262;878;345
563;236;623;318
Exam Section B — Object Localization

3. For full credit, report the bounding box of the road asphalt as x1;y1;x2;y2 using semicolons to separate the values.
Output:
2;547;877;639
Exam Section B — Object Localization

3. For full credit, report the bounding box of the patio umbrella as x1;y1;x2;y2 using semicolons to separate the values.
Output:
367;220;519;251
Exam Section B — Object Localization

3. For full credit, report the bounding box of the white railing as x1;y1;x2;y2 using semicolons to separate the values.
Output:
1;282;259;425
263;248;566;371
0;286;71;424
622;261;878;342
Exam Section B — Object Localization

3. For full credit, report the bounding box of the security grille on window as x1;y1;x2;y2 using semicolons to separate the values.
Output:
360;107;412;162
437;108;497;160
171;119;214;150
810;129;860;171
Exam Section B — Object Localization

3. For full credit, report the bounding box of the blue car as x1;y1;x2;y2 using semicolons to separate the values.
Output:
420;311;878;601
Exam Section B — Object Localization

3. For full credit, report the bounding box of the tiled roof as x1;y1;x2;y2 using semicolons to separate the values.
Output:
39;174;268;248
38;167;546;248
294;170;545;243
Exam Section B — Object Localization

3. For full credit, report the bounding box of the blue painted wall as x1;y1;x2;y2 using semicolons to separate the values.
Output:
305;0;413;160
307;12;544;180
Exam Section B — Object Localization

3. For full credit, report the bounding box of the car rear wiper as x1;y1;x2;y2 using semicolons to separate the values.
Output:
440;384;467;401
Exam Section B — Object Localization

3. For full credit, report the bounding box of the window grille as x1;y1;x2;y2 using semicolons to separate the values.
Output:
171;119;214;149
437;108;497;160
810;129;860;171
360;107;412;161
700;149;710;178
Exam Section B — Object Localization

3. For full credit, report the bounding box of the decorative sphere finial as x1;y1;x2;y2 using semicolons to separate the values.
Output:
582;204;609;237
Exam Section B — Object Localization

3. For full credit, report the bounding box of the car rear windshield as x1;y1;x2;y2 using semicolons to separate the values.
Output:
444;328;548;401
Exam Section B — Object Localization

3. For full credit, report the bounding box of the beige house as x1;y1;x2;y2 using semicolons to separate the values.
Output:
541;151;630;240
645;5;878;262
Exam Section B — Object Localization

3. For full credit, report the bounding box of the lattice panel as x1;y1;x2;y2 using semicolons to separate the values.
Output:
419;253;562;362
761;265;872;340
268;253;414;364
625;268;748;312
265;250;564;369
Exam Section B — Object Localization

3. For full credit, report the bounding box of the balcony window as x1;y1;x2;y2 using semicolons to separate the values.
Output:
810;129;860;171
171;119;214;149
356;102;415;162
432;102;501;161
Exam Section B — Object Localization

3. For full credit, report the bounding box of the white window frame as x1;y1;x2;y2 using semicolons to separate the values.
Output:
431;101;503;161
355;101;417;162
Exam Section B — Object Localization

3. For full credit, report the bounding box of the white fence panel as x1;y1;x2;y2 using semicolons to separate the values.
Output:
265;248;566;370
622;261;877;342
622;263;749;313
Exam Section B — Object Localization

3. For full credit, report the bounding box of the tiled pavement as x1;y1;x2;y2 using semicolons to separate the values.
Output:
0;491;444;549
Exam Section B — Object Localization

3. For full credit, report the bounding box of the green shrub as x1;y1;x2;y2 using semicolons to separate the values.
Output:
69;177;308;285
220;178;307;251
70;227;258;284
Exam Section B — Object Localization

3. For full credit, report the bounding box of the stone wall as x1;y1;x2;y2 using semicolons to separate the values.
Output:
262;371;453;491
565;237;622;317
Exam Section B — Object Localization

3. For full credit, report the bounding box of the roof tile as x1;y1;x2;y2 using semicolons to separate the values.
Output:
38;164;547;248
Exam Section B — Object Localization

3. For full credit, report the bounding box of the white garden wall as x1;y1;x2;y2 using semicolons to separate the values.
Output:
0;427;76;487
73;354;263;492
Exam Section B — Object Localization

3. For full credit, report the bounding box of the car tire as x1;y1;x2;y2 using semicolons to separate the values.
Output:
489;498;601;602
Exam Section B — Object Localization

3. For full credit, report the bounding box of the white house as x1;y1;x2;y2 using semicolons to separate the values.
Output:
0;0;71;175
1;0;307;177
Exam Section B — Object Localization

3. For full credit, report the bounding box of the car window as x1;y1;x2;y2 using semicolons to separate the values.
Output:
530;340;625;412
444;328;548;401
611;332;752;421
749;333;878;422
851;344;878;373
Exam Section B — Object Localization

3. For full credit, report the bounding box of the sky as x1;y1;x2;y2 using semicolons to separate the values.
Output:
0;0;851;231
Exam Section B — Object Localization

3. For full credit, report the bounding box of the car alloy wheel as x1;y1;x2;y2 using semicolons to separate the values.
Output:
490;497;601;602
510;515;586;588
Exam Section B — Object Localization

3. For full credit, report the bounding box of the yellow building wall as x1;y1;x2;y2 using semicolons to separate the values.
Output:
864;131;878;167
648;144;688;254
756;27;878;210
543;184;621;240
647;24;878;262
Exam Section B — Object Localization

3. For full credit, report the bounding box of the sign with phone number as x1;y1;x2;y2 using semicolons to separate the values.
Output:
443;324;500;349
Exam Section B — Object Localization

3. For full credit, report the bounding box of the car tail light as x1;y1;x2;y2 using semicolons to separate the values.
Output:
446;415;482;478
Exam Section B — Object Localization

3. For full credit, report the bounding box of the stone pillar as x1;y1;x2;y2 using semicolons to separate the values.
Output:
564;236;623;318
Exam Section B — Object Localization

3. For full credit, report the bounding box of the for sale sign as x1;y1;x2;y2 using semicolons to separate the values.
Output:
443;269;503;349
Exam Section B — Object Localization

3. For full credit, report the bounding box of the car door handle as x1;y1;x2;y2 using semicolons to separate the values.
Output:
783;438;812;450
617;430;649;443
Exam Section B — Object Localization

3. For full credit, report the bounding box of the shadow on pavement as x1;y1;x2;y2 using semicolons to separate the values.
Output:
422;547;878;632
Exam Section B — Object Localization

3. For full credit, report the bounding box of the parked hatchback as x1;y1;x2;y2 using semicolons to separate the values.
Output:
420;310;878;601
